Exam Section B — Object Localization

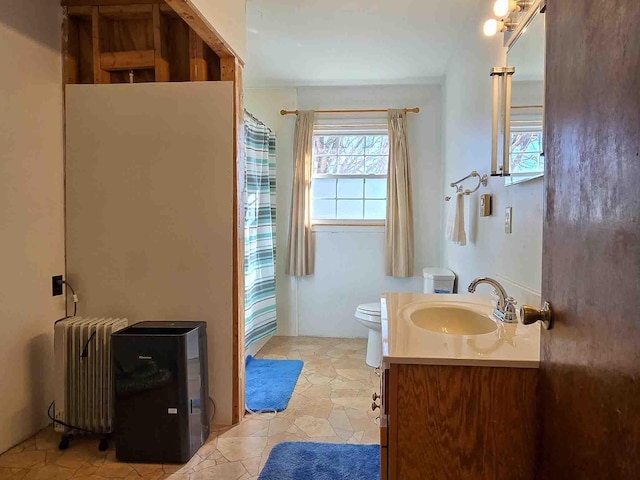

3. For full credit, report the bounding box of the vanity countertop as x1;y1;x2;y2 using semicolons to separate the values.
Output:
381;293;541;368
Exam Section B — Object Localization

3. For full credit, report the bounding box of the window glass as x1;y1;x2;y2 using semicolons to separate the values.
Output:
311;133;388;222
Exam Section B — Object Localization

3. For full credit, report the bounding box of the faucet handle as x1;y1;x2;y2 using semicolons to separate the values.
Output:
502;297;518;323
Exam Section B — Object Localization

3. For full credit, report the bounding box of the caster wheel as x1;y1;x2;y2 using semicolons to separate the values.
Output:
58;437;70;451
98;439;109;451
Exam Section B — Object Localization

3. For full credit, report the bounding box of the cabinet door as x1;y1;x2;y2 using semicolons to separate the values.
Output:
379;367;390;479
379;367;388;446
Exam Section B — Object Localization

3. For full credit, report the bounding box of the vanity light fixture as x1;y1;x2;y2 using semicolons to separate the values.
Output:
483;18;516;36
493;0;526;17
484;0;532;37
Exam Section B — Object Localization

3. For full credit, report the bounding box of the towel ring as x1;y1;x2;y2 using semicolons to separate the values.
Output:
445;171;488;201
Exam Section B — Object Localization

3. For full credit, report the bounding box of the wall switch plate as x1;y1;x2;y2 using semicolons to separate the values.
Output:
52;275;63;296
480;194;492;217
505;207;513;234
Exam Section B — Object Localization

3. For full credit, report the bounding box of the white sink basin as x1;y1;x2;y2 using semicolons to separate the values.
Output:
407;305;498;336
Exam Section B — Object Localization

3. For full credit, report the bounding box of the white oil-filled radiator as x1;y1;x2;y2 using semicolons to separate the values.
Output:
53;317;128;447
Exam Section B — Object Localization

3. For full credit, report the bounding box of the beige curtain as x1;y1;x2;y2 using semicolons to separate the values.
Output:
385;109;414;277
286;111;315;276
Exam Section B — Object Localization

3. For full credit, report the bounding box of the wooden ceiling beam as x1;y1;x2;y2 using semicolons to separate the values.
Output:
101;50;155;71
67;6;92;16
62;0;163;7
99;5;153;20
164;0;242;64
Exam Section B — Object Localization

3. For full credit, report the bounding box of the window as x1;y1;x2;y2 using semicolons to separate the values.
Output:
507;114;544;185
311;132;389;223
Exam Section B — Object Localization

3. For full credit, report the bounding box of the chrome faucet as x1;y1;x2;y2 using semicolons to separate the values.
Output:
467;277;517;323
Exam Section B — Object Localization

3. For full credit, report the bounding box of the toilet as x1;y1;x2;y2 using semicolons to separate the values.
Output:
355;303;383;367
355;267;456;368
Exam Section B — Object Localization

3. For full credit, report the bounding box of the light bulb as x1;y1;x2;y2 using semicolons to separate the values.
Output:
494;0;523;17
493;0;510;17
483;19;499;36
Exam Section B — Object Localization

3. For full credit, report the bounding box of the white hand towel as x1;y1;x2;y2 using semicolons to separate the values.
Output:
446;192;467;246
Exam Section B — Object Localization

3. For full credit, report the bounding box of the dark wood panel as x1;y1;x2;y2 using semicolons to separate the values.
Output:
152;4;169;81
541;0;640;478
91;7;110;83
64;14;79;84
103;18;154;52
189;28;208;81
166;17;189;82
394;364;537;480
77;17;94;83
205;45;221;82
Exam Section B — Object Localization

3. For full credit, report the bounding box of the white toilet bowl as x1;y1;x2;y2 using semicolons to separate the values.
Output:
355;303;382;367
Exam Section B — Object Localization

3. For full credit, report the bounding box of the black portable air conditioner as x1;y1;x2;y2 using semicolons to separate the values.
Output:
111;321;209;463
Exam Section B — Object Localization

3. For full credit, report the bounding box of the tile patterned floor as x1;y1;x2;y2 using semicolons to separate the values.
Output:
0;336;380;480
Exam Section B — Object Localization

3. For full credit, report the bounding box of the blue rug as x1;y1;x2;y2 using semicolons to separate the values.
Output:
245;356;303;412
258;442;380;480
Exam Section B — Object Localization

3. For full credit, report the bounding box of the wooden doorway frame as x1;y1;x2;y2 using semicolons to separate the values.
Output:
165;0;246;425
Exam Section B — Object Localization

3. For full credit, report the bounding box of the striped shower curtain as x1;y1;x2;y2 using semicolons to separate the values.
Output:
244;112;277;350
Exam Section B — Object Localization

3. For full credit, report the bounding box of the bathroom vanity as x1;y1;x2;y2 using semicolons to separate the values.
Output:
378;293;540;480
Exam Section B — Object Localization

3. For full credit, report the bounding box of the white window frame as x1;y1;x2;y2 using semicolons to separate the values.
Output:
310;123;389;226
506;112;544;185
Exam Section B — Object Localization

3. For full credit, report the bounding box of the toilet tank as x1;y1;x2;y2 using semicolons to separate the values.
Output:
423;268;456;294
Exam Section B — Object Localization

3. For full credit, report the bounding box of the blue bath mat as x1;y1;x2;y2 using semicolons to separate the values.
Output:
245;356;303;412
258;442;380;480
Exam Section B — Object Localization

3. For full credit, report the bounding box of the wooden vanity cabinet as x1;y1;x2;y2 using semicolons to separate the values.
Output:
380;362;538;480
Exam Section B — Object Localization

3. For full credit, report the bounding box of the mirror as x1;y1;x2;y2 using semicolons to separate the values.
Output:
505;8;545;185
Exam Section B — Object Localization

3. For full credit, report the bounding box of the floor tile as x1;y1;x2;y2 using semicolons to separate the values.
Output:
0;337;378;479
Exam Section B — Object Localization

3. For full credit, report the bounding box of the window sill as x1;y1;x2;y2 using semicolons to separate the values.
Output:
311;220;385;233
312;220;385;227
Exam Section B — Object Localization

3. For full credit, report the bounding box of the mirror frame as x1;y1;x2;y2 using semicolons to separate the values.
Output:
490;0;546;184
505;0;546;185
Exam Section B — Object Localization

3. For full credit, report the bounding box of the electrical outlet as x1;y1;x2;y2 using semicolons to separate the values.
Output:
52;275;63;296
505;207;513;234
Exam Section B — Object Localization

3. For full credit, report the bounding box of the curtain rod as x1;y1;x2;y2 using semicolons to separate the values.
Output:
279;107;420;116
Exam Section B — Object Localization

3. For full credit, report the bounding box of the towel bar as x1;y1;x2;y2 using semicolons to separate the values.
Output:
445;171;488;201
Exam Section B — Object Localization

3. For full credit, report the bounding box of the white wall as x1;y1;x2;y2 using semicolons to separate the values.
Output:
246;84;443;338
190;0;246;62
441;1;543;307
65;83;235;425
0;1;66;453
